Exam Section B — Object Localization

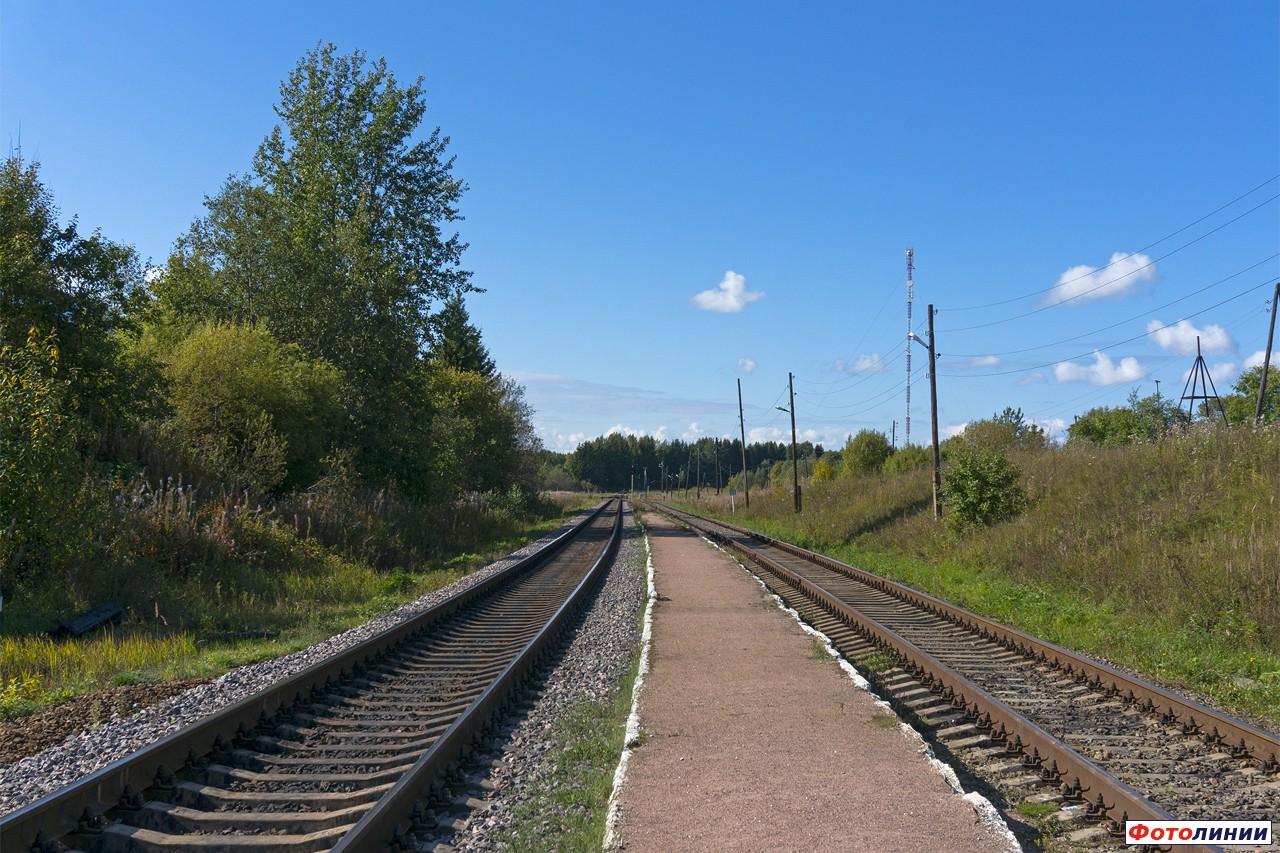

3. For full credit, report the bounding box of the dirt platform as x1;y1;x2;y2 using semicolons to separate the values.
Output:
613;511;1017;852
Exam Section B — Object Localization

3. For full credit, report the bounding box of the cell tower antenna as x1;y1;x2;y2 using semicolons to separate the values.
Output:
905;247;914;446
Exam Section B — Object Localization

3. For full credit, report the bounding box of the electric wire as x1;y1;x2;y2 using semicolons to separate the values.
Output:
946;175;1280;312
938;278;1274;378
945;255;1279;358
943;194;1279;332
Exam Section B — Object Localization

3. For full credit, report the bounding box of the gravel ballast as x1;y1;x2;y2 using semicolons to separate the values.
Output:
0;505;640;819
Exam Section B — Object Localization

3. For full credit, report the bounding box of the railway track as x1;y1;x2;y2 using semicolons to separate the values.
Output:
654;504;1278;852
3;499;625;853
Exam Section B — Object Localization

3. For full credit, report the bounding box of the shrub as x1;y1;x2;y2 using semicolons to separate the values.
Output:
940;445;1024;532
883;444;931;474
841;430;892;477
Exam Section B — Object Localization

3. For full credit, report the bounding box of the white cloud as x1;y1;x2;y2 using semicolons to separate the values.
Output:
1035;417;1068;440
738;357;757;373
1244;350;1268;370
1147;318;1235;356
1211;362;1240;386
747;426;789;444
1042;252;1157;306
1054;350;1148;385
692;270;764;313
541;429;587;452
835;353;889;374
681;421;703;441
941;422;968;440
1018;370;1047;386
965;355;1000;368
652;425;670;442
605;424;645;438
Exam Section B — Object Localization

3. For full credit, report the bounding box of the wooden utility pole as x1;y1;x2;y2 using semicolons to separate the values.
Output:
738;378;750;508
1256;281;1279;421
696;444;702;499
927;305;941;519
910;305;941;519
714;439;722;494
789;372;801;513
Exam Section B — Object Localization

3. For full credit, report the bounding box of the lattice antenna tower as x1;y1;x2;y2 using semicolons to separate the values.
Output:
1178;335;1228;423
905;247;915;446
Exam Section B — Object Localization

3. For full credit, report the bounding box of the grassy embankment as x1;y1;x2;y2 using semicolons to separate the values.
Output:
1;490;600;718
679;424;1280;727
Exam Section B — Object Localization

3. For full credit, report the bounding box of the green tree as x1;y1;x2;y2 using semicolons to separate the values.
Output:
165;322;343;492
841;429;892;477
1068;389;1188;445
156;44;471;492
961;407;1048;452
883;443;930;474
429;294;495;377
1;156;152;434
940;445;1025;532
1219;364;1279;423
811;456;837;482
0;330;87;598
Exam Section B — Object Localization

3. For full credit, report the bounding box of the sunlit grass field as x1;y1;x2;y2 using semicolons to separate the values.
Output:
675;424;1280;726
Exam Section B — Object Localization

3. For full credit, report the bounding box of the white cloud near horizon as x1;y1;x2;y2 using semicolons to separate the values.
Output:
1243;350;1268;370
1054;350;1148;385
1147;318;1235;356
692;270;764;313
835;353;889;374
1042;252;1158;306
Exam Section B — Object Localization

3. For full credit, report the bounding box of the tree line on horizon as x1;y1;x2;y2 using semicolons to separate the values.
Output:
551;377;1278;496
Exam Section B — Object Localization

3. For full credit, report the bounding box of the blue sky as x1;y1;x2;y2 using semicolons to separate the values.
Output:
3;1;1277;451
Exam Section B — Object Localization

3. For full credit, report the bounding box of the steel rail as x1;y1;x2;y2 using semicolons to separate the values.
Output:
332;500;623;851
656;505;1276;850
0;501;617;852
692;508;1279;773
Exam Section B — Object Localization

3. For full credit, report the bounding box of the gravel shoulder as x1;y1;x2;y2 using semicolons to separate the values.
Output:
614;511;1018;852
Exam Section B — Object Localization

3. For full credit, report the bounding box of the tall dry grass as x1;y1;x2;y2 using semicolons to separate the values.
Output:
710;424;1279;645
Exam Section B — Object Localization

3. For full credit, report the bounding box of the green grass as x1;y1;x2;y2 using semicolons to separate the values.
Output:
671;424;1280;727
493;653;640;852
0;500;594;719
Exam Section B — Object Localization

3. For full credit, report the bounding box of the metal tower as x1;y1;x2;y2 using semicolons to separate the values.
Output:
905;247;914;446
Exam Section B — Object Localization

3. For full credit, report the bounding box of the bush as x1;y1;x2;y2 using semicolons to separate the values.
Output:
841;430;892;477
883;444;931;474
940;445;1024;532
164;322;342;493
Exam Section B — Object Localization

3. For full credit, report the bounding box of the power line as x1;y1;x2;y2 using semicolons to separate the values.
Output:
946;254;1279;357
943;193;1278;332
939;278;1275;378
946;175;1279;312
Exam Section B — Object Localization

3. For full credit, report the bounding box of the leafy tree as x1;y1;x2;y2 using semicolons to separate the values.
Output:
165;322;343;492
840;429;892;477
1;156;152;433
940;445;1025;532
883;443;930;474
0;330;87;598
1219;364;1279;423
1068;389;1188;445
156;44;471;491
961;406;1048;452
429;294;495;377
811;456;837;482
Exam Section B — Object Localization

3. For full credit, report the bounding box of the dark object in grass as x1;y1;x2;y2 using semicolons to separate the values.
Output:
49;601;123;638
